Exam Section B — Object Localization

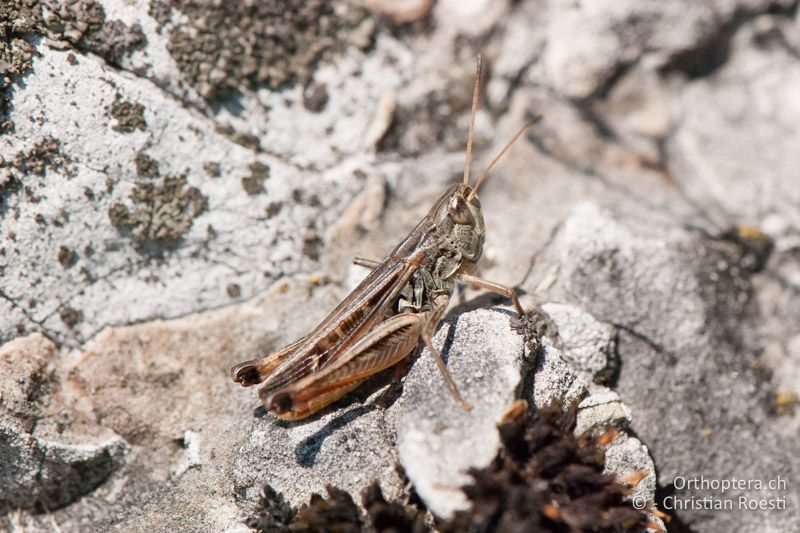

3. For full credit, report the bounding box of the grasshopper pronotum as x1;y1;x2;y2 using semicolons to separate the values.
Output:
232;57;536;420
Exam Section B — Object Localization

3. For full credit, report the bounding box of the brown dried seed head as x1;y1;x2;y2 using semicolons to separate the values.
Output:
499;398;528;424
542;502;561;520
619;469;649;491
596;429;619;447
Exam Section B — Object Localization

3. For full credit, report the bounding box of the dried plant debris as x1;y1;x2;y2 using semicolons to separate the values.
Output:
720;225;774;273
108;175;208;251
767;391;799;417
294;487;364;533
247;485;362;533
365;0;434;25
151;0;372;101
247;482;428;533
362;481;427;533
439;402;653;533
245;485;296;533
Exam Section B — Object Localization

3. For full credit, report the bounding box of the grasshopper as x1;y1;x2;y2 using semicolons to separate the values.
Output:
231;57;536;420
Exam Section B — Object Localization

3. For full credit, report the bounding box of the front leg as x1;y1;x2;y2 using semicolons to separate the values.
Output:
421;293;473;411
457;273;525;315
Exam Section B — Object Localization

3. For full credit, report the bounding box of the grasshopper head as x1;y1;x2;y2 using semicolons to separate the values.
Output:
429;183;485;263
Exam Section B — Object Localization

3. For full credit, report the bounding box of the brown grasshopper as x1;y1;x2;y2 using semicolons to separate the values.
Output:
231;57;536;420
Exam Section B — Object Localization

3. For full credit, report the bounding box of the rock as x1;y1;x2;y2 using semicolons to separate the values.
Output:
541;0;797;99
3;1;798;531
233;307;653;524
668;16;800;227
541;302;615;380
0;284;656;530
544;11;625;100
0;333;56;421
233;402;404;510
1;276;356;530
0;6;413;348
555;202;800;531
0;334;128;513
604;434;661;529
531;341;589;410
172;429;203;479
393;309;533;518
576;389;632;435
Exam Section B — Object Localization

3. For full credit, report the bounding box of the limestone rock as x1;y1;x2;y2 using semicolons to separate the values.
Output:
393;309;533;518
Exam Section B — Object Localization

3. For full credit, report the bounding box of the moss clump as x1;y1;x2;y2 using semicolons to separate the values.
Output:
247;485;362;533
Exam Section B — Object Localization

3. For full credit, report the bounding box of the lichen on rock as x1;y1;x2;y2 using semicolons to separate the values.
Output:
108;95;147;133
108;175;208;251
0;1;42;131
0;136;73;204
41;0;145;66
0;2;40;94
152;0;372;100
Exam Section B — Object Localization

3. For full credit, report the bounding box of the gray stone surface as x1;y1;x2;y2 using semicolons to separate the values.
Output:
532;341;590;409
576;389;633;435
234;309;535;521
604;435;659;524
549;203;800;531
393;309;532;519
0;334;129;514
541;302;615;380
2;0;799;531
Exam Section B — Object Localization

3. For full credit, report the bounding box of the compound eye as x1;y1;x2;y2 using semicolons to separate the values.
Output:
448;195;474;225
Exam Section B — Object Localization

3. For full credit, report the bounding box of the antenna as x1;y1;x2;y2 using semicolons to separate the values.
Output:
468;116;540;201
463;55;482;185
